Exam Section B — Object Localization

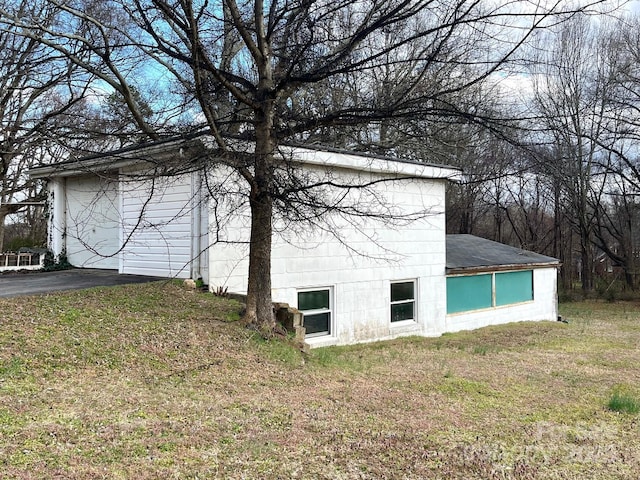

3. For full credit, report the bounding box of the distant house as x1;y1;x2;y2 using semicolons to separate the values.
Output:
30;135;560;346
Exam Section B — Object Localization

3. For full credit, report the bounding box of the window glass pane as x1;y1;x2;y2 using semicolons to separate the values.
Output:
391;302;414;322
446;274;492;313
303;312;330;335
391;282;414;302
495;270;533;305
298;290;329;311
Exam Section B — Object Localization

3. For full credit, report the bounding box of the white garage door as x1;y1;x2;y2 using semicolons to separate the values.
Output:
120;174;194;278
65;176;120;269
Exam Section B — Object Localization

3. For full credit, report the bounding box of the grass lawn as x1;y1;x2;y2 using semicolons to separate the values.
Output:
1;282;640;479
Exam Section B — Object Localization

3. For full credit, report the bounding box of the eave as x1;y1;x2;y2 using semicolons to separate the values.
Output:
446;262;562;276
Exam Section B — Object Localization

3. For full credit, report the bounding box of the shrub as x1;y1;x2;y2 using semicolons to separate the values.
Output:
4;237;41;252
595;278;622;303
42;251;72;271
558;289;582;303
607;390;640;414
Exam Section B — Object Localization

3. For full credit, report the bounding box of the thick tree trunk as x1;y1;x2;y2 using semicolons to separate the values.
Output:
243;96;277;334
624;269;636;291
244;180;275;333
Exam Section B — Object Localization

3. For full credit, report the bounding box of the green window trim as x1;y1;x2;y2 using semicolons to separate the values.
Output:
446;270;534;314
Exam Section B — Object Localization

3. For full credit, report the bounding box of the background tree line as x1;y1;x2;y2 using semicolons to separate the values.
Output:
0;0;635;332
445;13;640;296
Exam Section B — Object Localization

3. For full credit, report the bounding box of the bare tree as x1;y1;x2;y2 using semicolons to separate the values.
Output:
2;0;614;332
529;14;625;292
0;0;97;251
593;178;640;289
579;16;640;289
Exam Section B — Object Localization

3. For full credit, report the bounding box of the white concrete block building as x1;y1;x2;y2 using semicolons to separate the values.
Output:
30;134;560;347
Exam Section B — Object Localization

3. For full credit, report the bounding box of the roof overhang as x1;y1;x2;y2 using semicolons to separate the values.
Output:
278;145;461;181
29;137;208;179
445;234;561;273
446;262;561;276
29;133;461;182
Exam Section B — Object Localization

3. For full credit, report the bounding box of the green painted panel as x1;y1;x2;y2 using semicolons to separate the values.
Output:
446;274;492;313
495;270;533;305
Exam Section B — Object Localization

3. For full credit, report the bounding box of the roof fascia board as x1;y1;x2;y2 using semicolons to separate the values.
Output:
279;145;461;180
446;262;562;275
201;137;461;180
30;140;202;179
30;158;142;178
32;134;461;180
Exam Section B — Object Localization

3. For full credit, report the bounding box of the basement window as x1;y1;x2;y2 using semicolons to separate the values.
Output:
298;288;332;337
390;280;416;323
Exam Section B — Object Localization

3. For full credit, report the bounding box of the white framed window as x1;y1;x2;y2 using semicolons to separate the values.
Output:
298;287;332;337
390;280;416;323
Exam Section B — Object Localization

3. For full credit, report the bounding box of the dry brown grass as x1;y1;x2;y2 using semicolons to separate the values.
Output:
1;283;640;479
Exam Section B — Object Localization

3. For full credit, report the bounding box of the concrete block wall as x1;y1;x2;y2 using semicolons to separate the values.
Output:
207;162;449;346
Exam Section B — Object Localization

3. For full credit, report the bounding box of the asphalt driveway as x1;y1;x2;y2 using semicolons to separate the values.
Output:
0;269;164;298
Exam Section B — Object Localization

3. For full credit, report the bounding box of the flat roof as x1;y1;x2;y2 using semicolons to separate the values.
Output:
446;234;559;274
29;135;208;178
30;132;461;181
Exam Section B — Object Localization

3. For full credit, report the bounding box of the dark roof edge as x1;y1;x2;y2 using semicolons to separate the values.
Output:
30;136;207;178
446;262;561;275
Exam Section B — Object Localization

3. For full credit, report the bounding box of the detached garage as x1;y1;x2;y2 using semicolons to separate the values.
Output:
445;234;560;333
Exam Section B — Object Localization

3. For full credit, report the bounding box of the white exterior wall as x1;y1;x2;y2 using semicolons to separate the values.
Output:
444;267;558;332
207;163;449;347
120;173;195;278
48;177;66;258
64;176;120;269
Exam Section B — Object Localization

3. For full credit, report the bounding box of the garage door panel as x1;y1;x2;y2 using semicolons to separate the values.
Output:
65;176;120;269
121;175;194;278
